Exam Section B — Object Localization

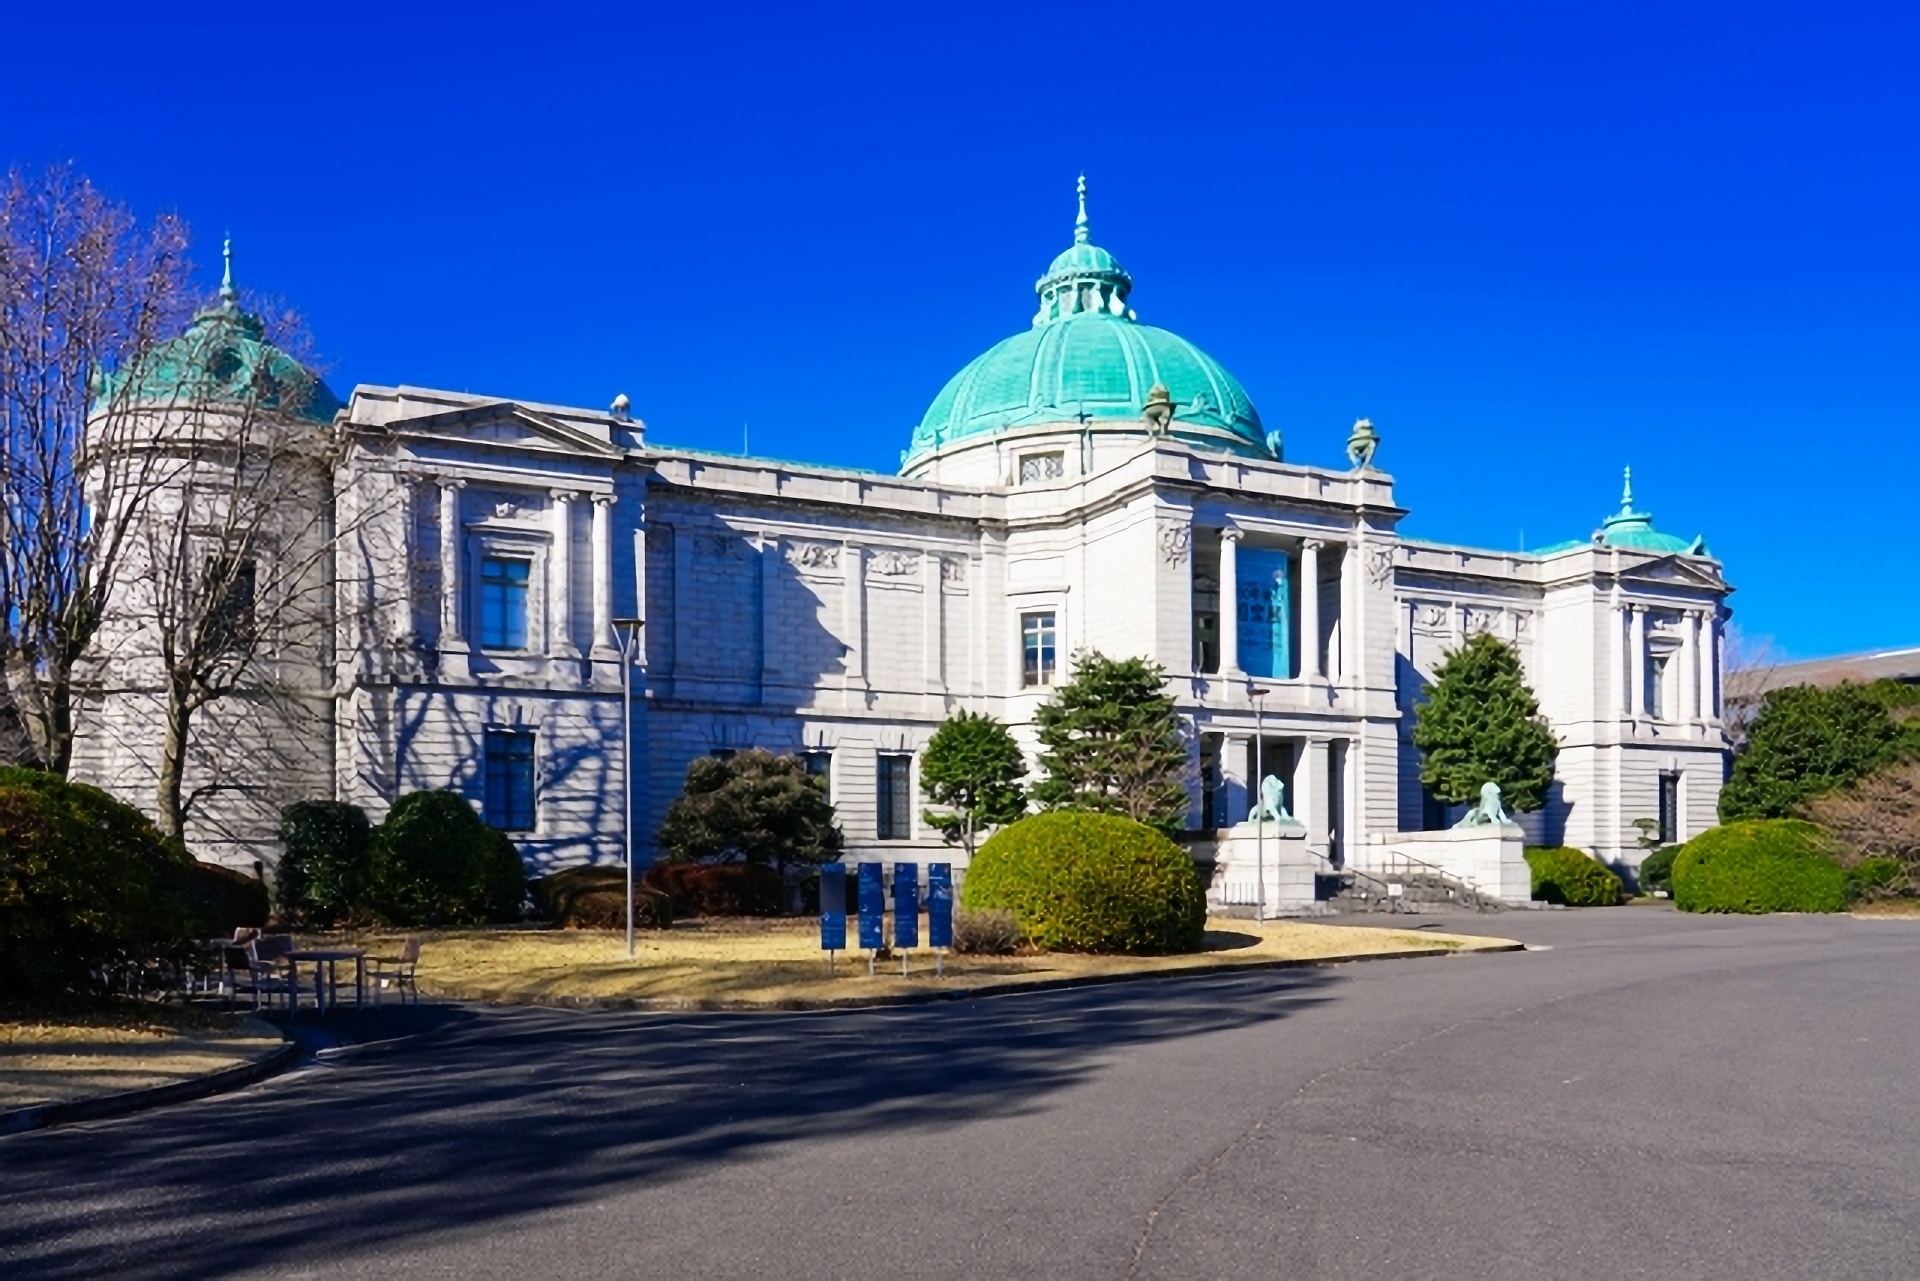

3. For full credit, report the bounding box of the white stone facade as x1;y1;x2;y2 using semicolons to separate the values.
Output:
72;376;1731;890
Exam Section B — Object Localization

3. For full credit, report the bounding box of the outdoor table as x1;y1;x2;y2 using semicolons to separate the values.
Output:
287;949;367;1015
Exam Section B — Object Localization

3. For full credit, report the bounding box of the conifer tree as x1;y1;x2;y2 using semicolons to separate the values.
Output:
919;709;1028;855
1412;633;1558;812
1033;652;1190;834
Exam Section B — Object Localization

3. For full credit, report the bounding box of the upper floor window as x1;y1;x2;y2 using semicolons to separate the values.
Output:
484;729;537;832
876;752;912;840
1658;772;1682;846
1022;611;1057;687
205;556;257;654
803;750;833;795
479;556;531;649
1018;452;1065;484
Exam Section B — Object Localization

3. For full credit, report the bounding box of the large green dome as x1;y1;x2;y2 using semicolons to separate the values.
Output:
905;179;1272;467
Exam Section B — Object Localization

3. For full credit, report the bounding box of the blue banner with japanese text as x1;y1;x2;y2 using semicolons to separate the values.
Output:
927;864;953;949
819;863;846;951
893;862;919;949
857;862;884;950
1237;547;1293;680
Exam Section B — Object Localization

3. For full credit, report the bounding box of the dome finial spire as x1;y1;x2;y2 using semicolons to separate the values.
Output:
220;234;236;304
1074;173;1090;245
1620;464;1633;511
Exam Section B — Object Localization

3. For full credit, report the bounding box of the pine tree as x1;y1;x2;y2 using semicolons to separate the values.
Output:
1033;651;1190;834
919;709;1028;855
656;750;844;872
1412;633;1558;812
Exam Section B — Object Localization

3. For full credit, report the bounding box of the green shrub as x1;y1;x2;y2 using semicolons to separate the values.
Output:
180;861;271;936
276;800;374;926
0;768;195;1000
641;862;784;916
1636;845;1682;895
370;791;525;926
1671;819;1847;914
1525;846;1624;906
531;865;674;929
1845;856;1906;901
960;811;1206;954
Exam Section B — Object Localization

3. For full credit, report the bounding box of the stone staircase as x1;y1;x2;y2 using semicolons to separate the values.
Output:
1319;864;1507;915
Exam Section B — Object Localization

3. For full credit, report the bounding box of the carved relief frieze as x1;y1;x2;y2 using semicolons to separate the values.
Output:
474;488;546;521
1157;520;1192;566
1463;607;1499;635
787;541;841;572
1367;546;1395;587
1411;602;1451;634
870;549;920;576
939;556;968;586
1513;612;1535;639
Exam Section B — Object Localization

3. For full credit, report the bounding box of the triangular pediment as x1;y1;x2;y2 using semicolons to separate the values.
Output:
385;401;621;458
1621;554;1726;591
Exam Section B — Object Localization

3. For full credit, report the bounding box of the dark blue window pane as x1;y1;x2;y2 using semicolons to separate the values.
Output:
480;557;530;649
485;730;537;831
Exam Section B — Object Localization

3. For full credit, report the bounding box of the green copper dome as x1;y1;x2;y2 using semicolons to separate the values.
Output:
93;241;341;424
1535;469;1709;556
905;179;1271;466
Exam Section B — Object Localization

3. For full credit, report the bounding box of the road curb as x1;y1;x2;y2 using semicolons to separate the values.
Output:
429;939;1527;1015
0;1035;299;1139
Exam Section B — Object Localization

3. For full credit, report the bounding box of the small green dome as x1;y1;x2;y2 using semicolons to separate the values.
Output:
906;178;1271;467
1536;469;1709;556
92;242;341;424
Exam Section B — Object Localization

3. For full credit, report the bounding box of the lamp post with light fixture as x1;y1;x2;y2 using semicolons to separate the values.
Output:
610;617;646;957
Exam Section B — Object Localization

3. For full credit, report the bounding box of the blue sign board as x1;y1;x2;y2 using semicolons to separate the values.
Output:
893;862;919;949
819;863;847;951
927;863;953;949
856;862;884;950
1237;547;1293;680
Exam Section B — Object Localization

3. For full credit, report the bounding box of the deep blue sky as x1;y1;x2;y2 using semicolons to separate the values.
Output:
6;1;1914;659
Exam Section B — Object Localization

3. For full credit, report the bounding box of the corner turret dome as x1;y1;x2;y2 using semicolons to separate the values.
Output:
904;179;1271;470
92;239;341;423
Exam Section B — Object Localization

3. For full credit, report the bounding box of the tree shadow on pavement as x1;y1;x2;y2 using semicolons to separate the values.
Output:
0;967;1336;1279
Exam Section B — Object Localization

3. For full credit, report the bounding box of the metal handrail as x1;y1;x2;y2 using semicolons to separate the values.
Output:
1345;849;1502;913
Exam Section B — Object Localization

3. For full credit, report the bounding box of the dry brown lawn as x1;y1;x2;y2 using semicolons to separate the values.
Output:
0;1007;284;1111
392;916;1519;1009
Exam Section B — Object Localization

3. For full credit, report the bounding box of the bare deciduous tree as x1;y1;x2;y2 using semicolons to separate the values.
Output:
1720;622;1781;754
0;163;193;773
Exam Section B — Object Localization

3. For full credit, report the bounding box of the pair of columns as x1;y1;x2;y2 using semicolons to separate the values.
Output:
1217;529;1328;681
1619;604;1713;721
432;478;618;661
1221;732;1334;842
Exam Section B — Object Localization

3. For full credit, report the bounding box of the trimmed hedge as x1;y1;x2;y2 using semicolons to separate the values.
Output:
1636;845;1682;895
0;767;195;1000
1525;846;1623;907
531;865;674;929
960;811;1206;954
276;800;374;926
1671;819;1846;914
181;861;271;936
641;862;784;917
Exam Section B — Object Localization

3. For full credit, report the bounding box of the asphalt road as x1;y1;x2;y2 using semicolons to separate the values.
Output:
4;907;1917;1280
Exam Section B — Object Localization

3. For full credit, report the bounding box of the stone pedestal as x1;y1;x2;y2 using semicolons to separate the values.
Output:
1207;819;1326;916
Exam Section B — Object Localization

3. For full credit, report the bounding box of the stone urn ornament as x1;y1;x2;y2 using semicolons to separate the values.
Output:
1346;417;1380;470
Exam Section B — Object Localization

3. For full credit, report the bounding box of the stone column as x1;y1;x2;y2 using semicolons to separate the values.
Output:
590;495;616;656
759;533;780;702
1680;610;1701;723
1222;732;1252;826
437;479;468;679
923;550;946;703
1302;738;1331;856
549;491;578;657
1339;541;1362;685
842;543;867;708
630;524;649;667
1219;528;1242;677
395;478;419;650
1300;539;1323;681
1627;605;1646;718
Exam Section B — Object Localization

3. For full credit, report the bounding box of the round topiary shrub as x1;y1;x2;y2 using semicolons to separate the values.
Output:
1671;819;1846;914
0;767;195;999
276;800;374;926
370;791;526;926
960;811;1206;954
1525;846;1623;906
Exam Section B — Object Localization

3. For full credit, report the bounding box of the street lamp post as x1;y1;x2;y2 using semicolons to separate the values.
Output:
610;618;646;958
1249;683;1270;922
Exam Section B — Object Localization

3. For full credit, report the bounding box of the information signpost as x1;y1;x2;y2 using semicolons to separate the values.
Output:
857;862;884;975
927;863;953;978
893;862;919;976
819;863;847;975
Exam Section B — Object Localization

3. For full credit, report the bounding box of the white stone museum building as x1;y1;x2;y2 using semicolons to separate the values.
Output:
72;185;1733;901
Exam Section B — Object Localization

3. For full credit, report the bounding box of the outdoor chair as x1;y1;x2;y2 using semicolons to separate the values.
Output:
367;936;422;1007
227;943;299;1014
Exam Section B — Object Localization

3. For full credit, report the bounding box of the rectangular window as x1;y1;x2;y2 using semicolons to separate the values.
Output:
803;750;832;794
876;753;912;840
206;556;257;654
484;730;537;832
1658;772;1681;846
1018;451;1065;484
1022;611;1057;687
1193;610;1220;674
479;556;531;649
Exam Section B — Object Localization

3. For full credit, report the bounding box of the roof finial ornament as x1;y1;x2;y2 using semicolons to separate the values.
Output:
1074;173;1090;245
220;234;236;304
1620;465;1634;511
